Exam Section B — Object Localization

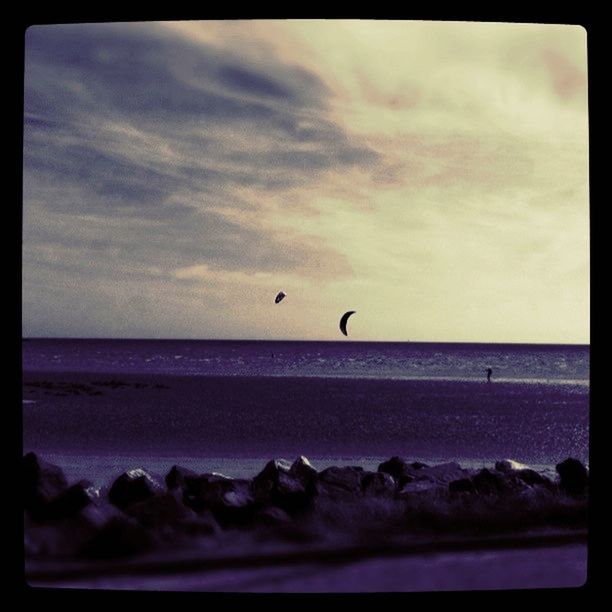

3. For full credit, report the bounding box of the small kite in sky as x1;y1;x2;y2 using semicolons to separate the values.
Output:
339;311;356;336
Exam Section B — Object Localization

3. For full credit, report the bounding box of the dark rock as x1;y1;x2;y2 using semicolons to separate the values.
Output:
23;453;68;517
125;492;197;529
471;468;528;496
42;480;99;521
252;459;314;513
289;456;318;488
377;457;414;485
413;462;468;484
182;473;232;512
361;471;396;496
80;516;152;559
256;506;292;527
495;459;529;472
377;457;434;486
165;465;198;491
318;466;364;494
108;469;165;510
397;481;446;498
184;475;255;526
515;469;552;487
556;458;588;498
449;478;476;494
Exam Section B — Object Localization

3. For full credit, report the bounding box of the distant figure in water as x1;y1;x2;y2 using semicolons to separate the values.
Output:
486;367;493;383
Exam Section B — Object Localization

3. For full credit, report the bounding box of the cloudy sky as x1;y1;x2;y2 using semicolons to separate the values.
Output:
23;20;589;343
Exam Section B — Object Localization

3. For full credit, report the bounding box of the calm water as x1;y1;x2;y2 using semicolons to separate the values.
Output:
22;339;589;383
22;339;589;480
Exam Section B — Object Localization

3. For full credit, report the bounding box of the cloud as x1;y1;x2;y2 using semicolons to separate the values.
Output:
22;22;589;342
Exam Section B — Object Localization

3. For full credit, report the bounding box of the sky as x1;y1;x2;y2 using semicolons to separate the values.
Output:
22;20;589;343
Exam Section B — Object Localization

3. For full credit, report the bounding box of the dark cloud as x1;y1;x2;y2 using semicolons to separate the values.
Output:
23;23;382;335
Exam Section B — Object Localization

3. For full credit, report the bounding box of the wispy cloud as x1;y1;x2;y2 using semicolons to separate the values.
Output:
23;21;589;342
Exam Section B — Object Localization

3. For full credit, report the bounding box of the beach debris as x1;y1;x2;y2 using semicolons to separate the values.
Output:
275;290;287;304
556;457;588;498
339;310;357;336
108;469;165;511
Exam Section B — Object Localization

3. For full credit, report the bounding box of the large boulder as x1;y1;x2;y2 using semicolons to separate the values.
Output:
252;459;314;513
289;456;318;490
471;468;529;496
183;474;255;526
125;492;197;529
165;465;198;491
448;478;476;494
377;457;416;486
515;469;553;488
318;466;364;494
556;458;588;498
41;480;100;521
108;469;165;510
23;453;68;518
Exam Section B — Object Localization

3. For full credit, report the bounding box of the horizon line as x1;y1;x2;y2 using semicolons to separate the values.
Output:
21;336;590;347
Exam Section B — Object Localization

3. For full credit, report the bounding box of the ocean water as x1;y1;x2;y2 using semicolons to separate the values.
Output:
22;339;589;483
23;339;589;383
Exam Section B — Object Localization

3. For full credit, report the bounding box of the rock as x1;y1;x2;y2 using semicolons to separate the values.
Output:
289;456;318;488
556;458;588;498
42;480;100;521
125;492;197;529
165;465;198;491
182;473;232;512
515;469;552;488
410;462;429;470
449;478;476;494
256;506;292;527
252;459;314;513
108;469;165;511
413;462;468;484
377;457;415;486
23;453;68;518
80;516;153;559
398;481;446;498
361;471;396;496
184;475;255;526
318;466;364;494
471;468;528;496
495;459;529;472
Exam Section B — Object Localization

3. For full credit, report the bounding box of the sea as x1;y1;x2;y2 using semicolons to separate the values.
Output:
22;339;589;485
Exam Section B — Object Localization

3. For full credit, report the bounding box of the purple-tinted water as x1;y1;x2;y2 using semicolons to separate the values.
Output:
22;339;589;383
22;340;589;479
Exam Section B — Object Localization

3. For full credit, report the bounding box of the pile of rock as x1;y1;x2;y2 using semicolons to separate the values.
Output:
23;452;588;560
